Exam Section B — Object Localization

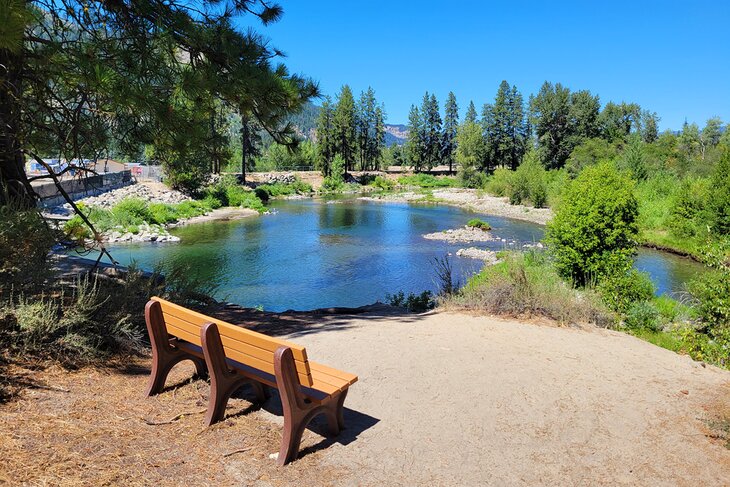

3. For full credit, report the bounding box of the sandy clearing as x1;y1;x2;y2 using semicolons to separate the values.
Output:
280;311;730;486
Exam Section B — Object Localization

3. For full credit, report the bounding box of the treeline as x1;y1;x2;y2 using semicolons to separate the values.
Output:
315;85;386;175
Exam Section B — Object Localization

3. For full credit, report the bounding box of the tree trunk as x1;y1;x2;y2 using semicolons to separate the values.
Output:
0;47;35;208
240;112;248;184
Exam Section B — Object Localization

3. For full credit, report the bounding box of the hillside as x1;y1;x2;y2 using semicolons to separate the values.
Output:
280;102;408;146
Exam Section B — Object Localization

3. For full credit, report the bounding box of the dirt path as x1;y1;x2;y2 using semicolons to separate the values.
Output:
285;311;730;486
1;311;728;486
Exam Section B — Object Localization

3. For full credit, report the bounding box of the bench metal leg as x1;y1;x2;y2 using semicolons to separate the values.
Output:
145;300;207;396
201;322;268;427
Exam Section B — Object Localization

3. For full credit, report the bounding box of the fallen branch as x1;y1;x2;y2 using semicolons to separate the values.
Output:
222;446;253;458
143;408;207;426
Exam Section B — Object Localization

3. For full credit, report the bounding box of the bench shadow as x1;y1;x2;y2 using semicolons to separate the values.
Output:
256;388;379;456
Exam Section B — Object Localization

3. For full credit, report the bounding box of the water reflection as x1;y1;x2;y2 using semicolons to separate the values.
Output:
104;199;702;311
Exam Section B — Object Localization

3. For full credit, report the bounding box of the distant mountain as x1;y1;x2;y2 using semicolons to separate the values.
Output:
384;124;408;146
282;102;408;146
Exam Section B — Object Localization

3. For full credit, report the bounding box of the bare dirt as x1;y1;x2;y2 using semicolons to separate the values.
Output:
1;310;729;486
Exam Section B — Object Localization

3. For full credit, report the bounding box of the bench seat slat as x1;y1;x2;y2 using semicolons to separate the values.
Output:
310;361;358;385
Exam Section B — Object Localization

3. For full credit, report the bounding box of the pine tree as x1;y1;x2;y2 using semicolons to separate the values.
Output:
354;87;385;171
530;82;573;169
333;85;357;173
465;101;478;124
422;93;442;171
316;97;335;176
442;92;459;173
405;104;424;172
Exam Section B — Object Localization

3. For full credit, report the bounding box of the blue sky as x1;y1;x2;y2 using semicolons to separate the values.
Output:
249;1;729;130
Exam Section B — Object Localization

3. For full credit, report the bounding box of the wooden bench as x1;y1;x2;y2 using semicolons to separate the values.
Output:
144;296;358;465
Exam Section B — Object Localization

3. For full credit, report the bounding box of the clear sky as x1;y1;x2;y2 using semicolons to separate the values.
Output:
249;1;729;130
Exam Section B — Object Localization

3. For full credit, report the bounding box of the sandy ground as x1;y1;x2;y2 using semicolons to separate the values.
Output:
283;311;730;486
1;311;728;486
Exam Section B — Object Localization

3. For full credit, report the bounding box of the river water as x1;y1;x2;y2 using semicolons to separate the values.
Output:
104;198;703;311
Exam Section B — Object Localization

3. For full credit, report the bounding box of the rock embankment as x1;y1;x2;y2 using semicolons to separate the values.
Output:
61;182;190;212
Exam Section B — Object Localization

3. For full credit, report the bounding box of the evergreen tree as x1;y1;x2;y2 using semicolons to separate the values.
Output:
333;85;357;173
482;81;528;170
442;92;459;173
465;101;478;124
405;104;425;171
355;87;386;171
422;93;443;171
316;97;336;176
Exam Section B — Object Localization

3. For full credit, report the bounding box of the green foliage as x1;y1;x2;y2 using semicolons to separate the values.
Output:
668;177;710;238
484;168;514;196
111;198;153;226
370;176;395;191
546;163;639;285
711;150;730;235
397;174;457;188
255;180;314;198
0;206;56;293
386;290;434;313
255;141;317;172
508;153;548;207
597;268;655;313
321;154;347;191
1;276;144;360
445;251;614;326
689;269;730;330
466;218;491;231
623;301;661;331
481;80;529;171
565;138;619;177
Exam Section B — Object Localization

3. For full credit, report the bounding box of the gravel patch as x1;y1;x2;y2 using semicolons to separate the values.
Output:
423;226;497;243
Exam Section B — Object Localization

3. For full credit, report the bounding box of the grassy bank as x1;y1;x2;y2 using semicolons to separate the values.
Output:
64;179;316;239
441;251;728;369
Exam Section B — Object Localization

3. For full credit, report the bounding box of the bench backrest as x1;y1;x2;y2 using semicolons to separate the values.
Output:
151;296;313;387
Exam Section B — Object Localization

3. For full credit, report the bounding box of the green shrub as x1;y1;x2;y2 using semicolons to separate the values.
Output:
624;301;661;331
484;168;513;196
597;268;655;313
386;290;434;313
0;206;56;293
147;203;179;224
111;198;152;226
64;216;90;240
668;177;710;238
255;180;313;199
459;168;489;189
545;163;639;286
397;174;457;188
444;251;615;326
254;187;270;202
371;176;395;191
689;269;730;329
466;218;491;231
711;149;730;235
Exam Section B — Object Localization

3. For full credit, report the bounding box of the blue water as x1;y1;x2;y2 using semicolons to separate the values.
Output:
103;198;701;311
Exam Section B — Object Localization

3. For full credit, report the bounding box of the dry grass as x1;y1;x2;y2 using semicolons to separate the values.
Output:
0;356;345;486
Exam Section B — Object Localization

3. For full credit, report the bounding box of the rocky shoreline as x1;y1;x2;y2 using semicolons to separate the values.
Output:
361;188;553;226
52;182;259;243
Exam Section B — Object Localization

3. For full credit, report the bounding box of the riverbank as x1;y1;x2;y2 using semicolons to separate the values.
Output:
54;181;261;243
2;309;728;485
362;188;554;225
